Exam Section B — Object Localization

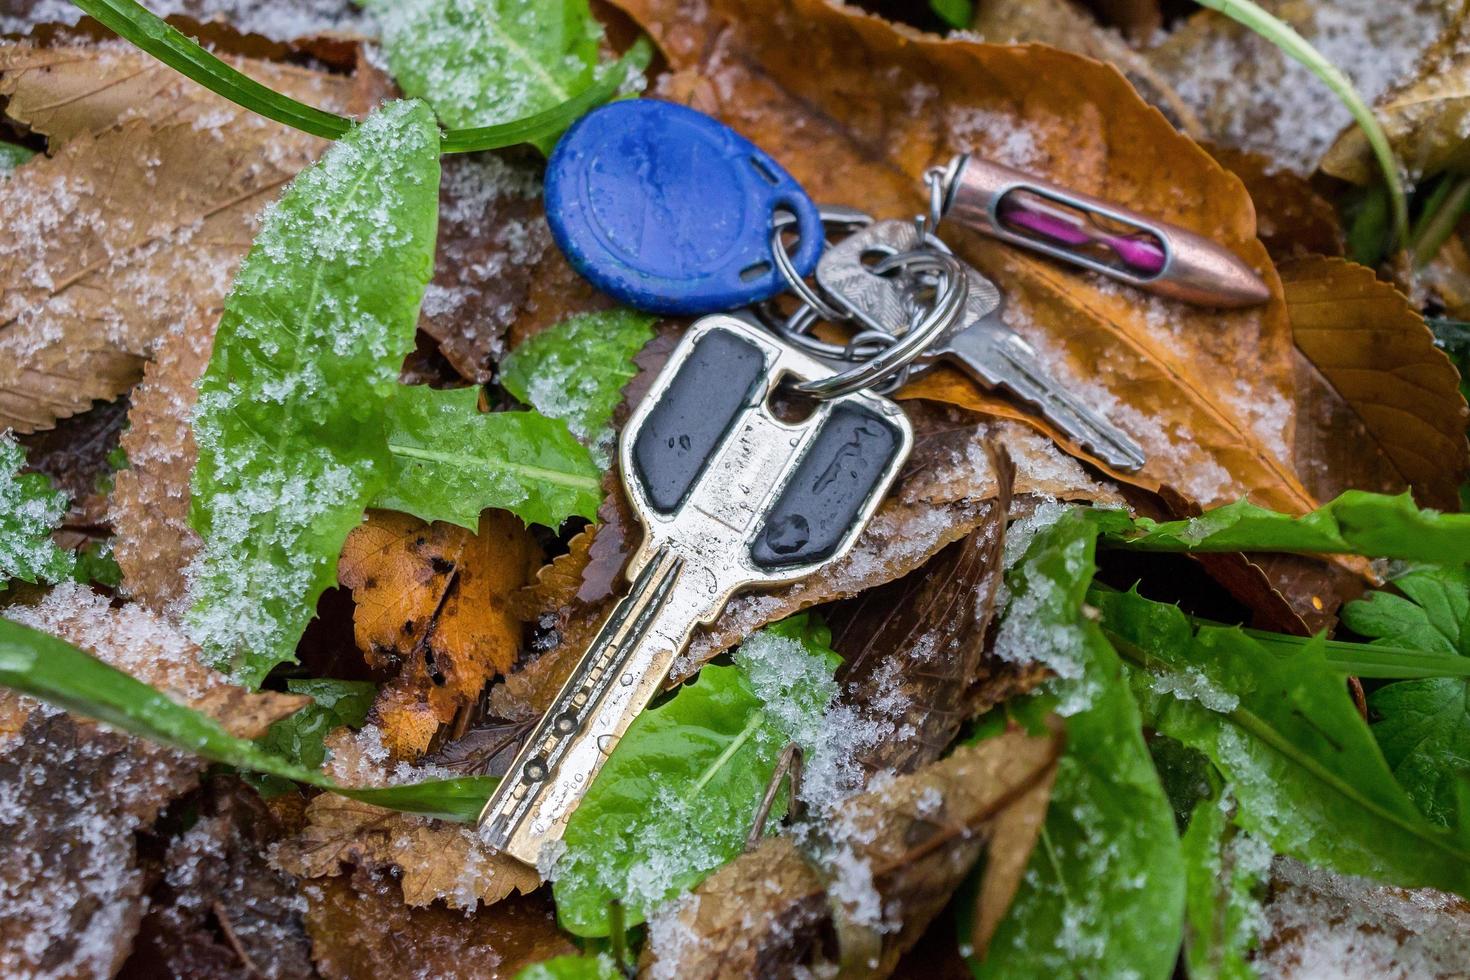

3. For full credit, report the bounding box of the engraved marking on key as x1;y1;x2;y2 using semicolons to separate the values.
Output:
478;315;913;868
817;219;1146;473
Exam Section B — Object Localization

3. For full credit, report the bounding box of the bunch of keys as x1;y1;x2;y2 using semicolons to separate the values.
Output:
481;98;1270;867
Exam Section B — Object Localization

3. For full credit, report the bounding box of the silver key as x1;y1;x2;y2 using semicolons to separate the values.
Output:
479;314;912;868
816;219;1146;473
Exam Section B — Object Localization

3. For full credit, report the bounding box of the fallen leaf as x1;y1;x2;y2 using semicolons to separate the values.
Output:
128;779;314;980
1322;10;1470;183
339;509;540;757
514;524;597;617
638;724;1063;978
274;792;540;909
1208;145;1345;259
0;585;305;978
0;43;352;433
614;0;1327;519
826;448;1044;778
302;871;575;980
1281;255;1469;510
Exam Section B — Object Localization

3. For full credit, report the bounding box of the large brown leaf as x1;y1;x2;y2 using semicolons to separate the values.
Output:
0;586;304;978
274;793;540;909
638;724;1063;978
0;44;354;433
303;871;573;980
613;0;1321;519
339;510;540;758
1281;255;1469;509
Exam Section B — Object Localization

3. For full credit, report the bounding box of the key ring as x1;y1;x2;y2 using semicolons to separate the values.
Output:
769;206;871;324
788;249;968;399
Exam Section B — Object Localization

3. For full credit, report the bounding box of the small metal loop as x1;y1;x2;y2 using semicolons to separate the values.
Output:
791;249;968;399
769;206;871;323
923;165;948;236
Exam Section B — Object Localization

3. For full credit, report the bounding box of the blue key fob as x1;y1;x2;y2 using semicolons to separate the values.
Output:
544;99;824;315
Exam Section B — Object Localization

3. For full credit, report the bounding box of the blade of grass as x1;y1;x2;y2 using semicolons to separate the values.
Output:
0;616;494;821
70;0;649;153
1196;0;1408;252
1412;175;1470;268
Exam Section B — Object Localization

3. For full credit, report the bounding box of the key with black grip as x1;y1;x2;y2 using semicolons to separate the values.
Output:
478;315;912;868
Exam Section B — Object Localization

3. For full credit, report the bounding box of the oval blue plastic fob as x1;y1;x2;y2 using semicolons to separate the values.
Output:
544;99;824;315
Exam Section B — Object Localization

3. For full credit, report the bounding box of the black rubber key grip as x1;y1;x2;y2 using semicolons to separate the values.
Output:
750;403;901;569
632;330;766;513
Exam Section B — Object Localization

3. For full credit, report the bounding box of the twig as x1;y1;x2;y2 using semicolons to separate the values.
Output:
212;901;263;978
746;743;804;850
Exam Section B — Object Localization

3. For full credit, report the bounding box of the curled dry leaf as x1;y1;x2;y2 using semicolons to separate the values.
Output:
612;0;1326;519
1282;255;1469;509
274;793;540;909
303;871;574;980
0;585;305;978
1322;10;1470;183
639;724;1063;979
338;509;540;758
0;44;352;433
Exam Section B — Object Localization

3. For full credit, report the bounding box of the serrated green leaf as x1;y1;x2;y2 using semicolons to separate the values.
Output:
376;385;601;531
0;434;74;588
361;0;607;153
552;613;840;938
1180;786;1268;980
929;0;973;30
971;510;1184;980
186;101;441;688
499;309;655;468
0;615;492;821
71;540;122;589
1342;565;1470;829
1096;490;1470;564
514;953;622;980
1099;587;1470;898
248;677;376;798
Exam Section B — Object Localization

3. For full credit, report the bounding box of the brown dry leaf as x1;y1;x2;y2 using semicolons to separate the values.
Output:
339;510;540;757
1208;145;1345;259
826;449;1043;778
0;44;354;433
639;724;1063;978
1322;10;1470;183
274;793;540;909
513;524;597;618
303;871;574;980
129;781;314;980
0;586;305;978
1281;255;1469;509
1423;227;1470;319
615;0;1327;520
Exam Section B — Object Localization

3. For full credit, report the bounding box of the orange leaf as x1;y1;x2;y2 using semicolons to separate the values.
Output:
339;510;540;757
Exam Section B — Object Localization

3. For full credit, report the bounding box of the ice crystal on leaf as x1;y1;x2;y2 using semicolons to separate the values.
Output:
0;433;73;588
186;100;440;687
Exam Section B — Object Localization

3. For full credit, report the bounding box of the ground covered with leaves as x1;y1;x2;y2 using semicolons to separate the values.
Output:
1;0;1469;977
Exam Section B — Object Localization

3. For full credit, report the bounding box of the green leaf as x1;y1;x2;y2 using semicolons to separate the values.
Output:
1180;785;1269;980
71;540;122;589
248;677;376;797
0;434;74;588
0;615;493;821
929;0;973;30
361;0;606;153
1097;490;1470;564
499;309;655;467
1342;566;1470;829
972;510;1184;980
70;0;651;153
1099;587;1470;898
0;143;34;174
376;385;602;531
514;953;622;980
552;613;840;937
187;101;441;687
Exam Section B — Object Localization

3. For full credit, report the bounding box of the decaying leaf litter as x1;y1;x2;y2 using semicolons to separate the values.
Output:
0;0;1469;977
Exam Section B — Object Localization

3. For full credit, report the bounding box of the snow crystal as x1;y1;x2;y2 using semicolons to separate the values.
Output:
1258;857;1470;979
0;0;372;42
644;893;704;980
1157;0;1451;174
0;432;72;585
1148;665;1240;713
947;107;1042;169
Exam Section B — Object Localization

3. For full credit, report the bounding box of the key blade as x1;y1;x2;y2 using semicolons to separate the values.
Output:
939;317;1147;473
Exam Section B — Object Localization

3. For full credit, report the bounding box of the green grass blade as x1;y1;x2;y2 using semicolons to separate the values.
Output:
1196;0;1408;251
0;616;493;821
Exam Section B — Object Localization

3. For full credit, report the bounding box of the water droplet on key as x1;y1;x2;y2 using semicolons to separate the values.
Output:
763;513;810;555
